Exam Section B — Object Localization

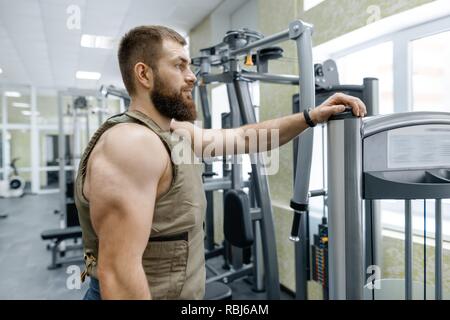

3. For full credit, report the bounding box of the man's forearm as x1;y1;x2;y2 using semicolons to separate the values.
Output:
99;264;152;300
170;113;311;156
238;112;309;153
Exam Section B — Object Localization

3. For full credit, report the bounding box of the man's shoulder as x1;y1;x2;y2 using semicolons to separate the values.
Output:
101;123;165;152
93;123;169;171
106;122;159;141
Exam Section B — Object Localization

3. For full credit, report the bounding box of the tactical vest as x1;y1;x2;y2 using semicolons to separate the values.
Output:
74;110;206;299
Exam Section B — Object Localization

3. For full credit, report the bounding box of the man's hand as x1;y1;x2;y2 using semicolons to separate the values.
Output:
310;93;367;125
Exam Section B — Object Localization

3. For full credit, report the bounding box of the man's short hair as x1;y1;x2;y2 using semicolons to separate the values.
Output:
118;25;186;96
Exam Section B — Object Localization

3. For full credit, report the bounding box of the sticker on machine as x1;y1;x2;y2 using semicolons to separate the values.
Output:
387;125;450;169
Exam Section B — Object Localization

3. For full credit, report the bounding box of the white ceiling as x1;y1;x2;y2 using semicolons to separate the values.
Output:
0;0;224;92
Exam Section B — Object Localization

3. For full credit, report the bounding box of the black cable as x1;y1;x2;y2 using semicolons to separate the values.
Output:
370;201;375;301
424;199;427;300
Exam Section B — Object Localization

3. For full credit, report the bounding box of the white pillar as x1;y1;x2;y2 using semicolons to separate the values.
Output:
119;98;125;113
393;38;412;112
30;86;40;193
73;107;81;175
2;89;9;180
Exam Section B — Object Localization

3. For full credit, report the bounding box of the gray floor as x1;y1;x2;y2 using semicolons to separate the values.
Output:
0;193;292;300
0;193;87;299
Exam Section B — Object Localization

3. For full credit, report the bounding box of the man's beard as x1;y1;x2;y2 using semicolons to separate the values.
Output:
150;72;197;122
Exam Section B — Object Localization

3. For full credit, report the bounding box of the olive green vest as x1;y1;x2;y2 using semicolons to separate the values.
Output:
74;110;206;299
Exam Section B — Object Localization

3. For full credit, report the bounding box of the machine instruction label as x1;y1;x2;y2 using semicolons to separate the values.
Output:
387;125;450;169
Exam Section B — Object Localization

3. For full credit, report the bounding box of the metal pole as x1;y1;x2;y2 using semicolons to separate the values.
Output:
199;84;215;252
364;200;374;299
327;116;364;300
199;85;211;129
344;118;364;300
73;106;81;176
226;83;244;270
405;200;413;300
226;83;242;189
288;20;315;300
249;173;265;292
84;106;91;160
294;212;308;299
233;79;280;299
435;199;442;300
119;98;126;113
1;88;8;179
30;86;40;194
57;92;66;226
99;97;106;125
363;77;381;284
363;78;379;117
230;29;290;56
241;72;299;85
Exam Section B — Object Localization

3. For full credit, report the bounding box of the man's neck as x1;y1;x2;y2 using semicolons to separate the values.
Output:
128;96;171;131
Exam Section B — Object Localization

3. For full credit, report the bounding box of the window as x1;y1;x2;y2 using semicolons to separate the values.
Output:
334;41;394;115
210;83;259;179
304;0;325;11
312;14;450;241
412;30;450;112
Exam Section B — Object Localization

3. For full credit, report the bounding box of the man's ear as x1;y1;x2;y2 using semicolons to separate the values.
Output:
134;62;153;91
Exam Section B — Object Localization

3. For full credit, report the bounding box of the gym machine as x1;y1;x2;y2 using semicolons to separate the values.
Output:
99;84;130;112
41;89;108;269
0;157;25;198
292;60;380;299
192;19;318;300
291;63;450;299
194;19;450;300
326;111;450;300
194;32;267;298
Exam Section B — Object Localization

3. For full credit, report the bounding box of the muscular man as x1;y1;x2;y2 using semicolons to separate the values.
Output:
75;25;366;300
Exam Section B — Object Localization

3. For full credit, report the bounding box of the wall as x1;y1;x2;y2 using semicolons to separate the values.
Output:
301;0;436;46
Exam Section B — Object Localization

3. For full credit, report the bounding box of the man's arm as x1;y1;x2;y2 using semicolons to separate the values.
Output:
171;92;367;157
88;124;168;300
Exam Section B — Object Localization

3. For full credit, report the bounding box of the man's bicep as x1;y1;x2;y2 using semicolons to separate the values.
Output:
89;158;159;262
89;131;167;261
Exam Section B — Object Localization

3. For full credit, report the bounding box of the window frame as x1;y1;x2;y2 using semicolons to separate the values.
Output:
311;14;450;240
326;15;450;114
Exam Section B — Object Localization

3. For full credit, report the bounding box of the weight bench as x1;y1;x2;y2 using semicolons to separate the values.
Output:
41;226;83;269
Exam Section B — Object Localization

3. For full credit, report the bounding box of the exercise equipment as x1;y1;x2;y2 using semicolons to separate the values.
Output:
0;157;25;198
193;20;318;300
99;85;130;111
291;61;379;299
311;217;328;299
290;60;450;299
40;226;82;269
326;111;450;300
41;89;108;269
194;19;450;300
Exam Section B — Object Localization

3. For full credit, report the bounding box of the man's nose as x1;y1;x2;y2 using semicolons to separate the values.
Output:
185;67;197;84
